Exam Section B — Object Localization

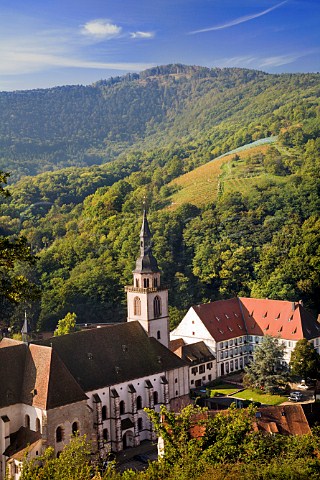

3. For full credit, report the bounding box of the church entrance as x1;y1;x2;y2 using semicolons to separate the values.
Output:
122;430;134;449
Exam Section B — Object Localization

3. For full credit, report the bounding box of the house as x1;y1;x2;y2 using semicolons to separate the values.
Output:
171;297;320;378
169;340;216;388
0;211;190;480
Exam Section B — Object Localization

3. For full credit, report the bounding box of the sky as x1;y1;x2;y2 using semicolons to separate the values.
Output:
0;0;319;91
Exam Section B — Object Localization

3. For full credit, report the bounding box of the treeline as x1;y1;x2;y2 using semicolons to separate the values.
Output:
0;65;319;180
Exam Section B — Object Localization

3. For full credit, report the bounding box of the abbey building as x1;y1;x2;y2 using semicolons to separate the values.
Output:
0;211;189;480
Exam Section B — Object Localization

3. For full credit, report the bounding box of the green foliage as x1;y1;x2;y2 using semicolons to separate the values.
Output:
0;172;40;325
244;336;288;392
20;435;93;480
290;338;320;379
54;312;78;336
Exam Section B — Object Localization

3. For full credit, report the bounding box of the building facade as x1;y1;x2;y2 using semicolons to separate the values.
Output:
171;297;320;378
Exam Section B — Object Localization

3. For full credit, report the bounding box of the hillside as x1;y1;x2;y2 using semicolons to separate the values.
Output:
0;65;319;331
1;65;319;180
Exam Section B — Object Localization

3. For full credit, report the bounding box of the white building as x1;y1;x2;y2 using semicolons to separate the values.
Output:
171;297;320;379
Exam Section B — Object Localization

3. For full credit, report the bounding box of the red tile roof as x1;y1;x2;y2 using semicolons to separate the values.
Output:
193;298;246;342
240;298;319;341
192;298;319;342
253;405;311;436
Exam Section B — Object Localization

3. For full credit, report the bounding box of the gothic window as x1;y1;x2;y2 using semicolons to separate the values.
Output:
157;330;161;340
134;297;141;316
153;277;158;288
153;391;158;405
72;422;79;435
56;426;64;443
25;415;30;428
135;278;139;287
120;401;125;415
36;418;41;432
143;278;149;288
138;418;143;431
102;406;107;421
103;428;108;441
137;396;142;410
154;296;161;318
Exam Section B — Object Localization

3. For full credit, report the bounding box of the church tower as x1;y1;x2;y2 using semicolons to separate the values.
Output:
126;210;169;348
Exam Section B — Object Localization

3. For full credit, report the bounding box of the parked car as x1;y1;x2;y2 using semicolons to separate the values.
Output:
288;391;303;402
133;454;149;464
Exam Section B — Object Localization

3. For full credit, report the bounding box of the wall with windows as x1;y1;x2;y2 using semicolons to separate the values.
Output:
216;335;247;377
189;359;216;388
46;400;93;457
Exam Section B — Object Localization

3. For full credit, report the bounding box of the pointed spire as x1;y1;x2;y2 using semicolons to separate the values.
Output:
134;209;159;273
21;310;29;344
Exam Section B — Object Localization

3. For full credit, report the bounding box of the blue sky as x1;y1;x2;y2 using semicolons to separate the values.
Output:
0;0;319;91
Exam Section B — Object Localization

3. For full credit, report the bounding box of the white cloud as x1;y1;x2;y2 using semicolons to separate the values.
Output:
258;54;301;67
189;1;288;34
81;19;122;39
130;31;155;39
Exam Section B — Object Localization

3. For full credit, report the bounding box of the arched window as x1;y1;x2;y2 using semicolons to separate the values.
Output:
25;415;30;428
72;422;79;435
157;330;161;340
135;278;139;287
134;297;141;316
154;296;161;318
56;426;64;443
136;396;142;410
103;428;108;441
120;400;125;415
102;406;107;421
153;277;158;288
153;391;159;405
143;278;149;288
138;418;143;431
36;418;41;432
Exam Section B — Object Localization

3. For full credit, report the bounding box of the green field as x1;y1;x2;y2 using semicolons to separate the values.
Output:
207;384;240;396
231;389;287;406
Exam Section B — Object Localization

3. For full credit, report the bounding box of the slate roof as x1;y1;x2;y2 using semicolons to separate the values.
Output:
36;321;187;392
192;298;319;342
4;427;41;460
171;340;215;364
0;343;27;408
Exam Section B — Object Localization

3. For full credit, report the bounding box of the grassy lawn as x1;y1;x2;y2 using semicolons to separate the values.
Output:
207;383;240;396
230;389;287;406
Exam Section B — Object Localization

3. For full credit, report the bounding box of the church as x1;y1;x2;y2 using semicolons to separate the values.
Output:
0;211;189;480
1;210;320;479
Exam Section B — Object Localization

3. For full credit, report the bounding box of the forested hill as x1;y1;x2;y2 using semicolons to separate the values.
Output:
0;64;319;332
0;64;319;179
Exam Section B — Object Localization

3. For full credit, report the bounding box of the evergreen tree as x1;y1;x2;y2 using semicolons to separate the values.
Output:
244;335;288;392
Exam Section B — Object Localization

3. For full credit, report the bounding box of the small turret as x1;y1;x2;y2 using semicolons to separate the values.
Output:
21;311;30;344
